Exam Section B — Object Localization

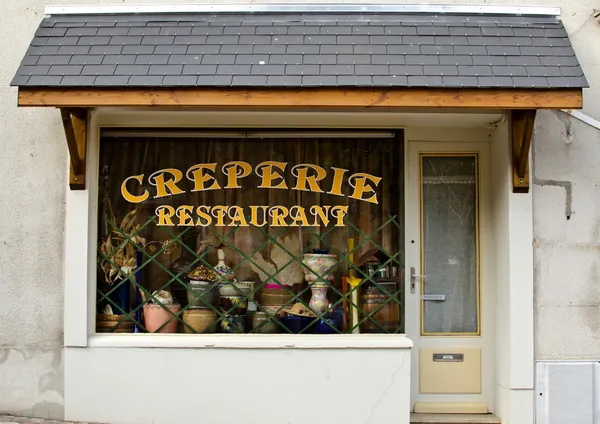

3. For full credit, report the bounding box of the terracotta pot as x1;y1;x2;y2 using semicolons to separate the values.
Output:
143;303;181;333
182;309;217;334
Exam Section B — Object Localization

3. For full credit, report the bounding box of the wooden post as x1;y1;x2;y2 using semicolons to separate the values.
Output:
512;109;536;193
60;108;88;190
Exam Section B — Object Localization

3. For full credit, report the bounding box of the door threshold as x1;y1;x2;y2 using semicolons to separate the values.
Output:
410;413;501;424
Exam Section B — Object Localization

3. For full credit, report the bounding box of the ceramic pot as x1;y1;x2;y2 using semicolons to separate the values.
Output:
359;281;400;333
308;284;330;315
187;280;219;308
220;295;248;315
302;253;337;284
251;312;279;333
221;314;247;333
143;303;181;333
237;281;256;300
182;309;217;334
280;315;315;334
219;281;251;297
259;286;293;306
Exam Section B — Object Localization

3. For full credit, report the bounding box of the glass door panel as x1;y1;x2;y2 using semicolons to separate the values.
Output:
420;155;479;335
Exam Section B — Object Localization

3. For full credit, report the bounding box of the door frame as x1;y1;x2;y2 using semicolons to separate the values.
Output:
404;137;494;412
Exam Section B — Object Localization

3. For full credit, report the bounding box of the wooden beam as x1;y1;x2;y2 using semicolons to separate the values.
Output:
60;108;87;190
63;107;88;121
512;109;537;193
19;87;583;110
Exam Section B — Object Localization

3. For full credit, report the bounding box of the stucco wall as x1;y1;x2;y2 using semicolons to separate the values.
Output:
1;0;599;420
1;1;67;420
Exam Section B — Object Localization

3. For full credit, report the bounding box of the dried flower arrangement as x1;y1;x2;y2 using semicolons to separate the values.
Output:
98;203;147;285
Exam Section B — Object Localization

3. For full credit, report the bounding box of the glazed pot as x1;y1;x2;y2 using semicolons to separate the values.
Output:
302;253;338;284
187;280;219;308
220;314;247;334
219;281;251;297
182;309;217;334
143;303;181;333
280;315;315;334
220;295;248;315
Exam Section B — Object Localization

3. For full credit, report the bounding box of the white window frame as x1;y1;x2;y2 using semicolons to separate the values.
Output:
64;108;506;350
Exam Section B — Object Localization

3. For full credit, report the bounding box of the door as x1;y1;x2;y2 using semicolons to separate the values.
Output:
405;141;492;413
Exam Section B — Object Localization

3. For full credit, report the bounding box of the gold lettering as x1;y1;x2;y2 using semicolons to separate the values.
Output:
310;205;331;227
211;206;228;226
256;161;288;189
222;161;252;189
195;206;212;226
289;206;310;227
149;169;185;199
156;205;175;226
348;173;382;204
186;163;221;192
331;205;349;227
228;206;249;227
269;206;289;227
292;164;326;193
121;175;149;203
249;206;268;227
328;167;348;197
176;205;194;227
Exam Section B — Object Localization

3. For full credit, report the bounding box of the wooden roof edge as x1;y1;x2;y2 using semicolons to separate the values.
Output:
17;87;583;110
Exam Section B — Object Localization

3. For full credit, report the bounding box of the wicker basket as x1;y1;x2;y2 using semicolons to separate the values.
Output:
96;314;135;333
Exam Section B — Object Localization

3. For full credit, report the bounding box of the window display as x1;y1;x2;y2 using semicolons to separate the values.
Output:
96;133;404;334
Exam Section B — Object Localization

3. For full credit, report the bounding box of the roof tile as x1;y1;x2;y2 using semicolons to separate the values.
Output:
103;55;136;65
182;64;217;75
408;75;442;86
95;75;130;86
11;12;587;89
441;76;478;86
81;64;116;75
492;65;527;76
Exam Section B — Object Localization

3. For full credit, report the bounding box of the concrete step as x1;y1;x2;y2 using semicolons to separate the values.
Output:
410;413;501;424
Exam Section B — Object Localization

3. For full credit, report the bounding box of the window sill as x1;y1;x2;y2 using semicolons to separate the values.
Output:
87;334;414;349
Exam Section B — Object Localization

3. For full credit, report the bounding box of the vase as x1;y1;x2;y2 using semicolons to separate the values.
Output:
214;247;235;282
302;253;337;285
309;284;329;315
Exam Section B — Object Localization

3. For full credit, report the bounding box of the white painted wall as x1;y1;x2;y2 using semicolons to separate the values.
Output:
65;344;412;424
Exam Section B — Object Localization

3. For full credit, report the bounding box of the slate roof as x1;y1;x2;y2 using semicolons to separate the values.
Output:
11;12;588;89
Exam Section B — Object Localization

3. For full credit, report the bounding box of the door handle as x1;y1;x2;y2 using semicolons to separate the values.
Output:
410;267;426;294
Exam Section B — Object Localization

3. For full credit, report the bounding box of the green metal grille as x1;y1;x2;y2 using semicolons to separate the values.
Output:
97;214;404;335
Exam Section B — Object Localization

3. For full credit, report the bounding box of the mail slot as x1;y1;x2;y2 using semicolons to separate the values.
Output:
433;353;464;362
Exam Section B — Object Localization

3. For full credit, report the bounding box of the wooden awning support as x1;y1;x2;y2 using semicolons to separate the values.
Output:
60;108;88;190
512;109;536;193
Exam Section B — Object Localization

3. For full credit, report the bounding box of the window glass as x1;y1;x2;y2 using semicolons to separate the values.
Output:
96;134;404;335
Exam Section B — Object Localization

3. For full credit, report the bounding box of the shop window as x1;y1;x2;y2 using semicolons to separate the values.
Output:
96;132;404;335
